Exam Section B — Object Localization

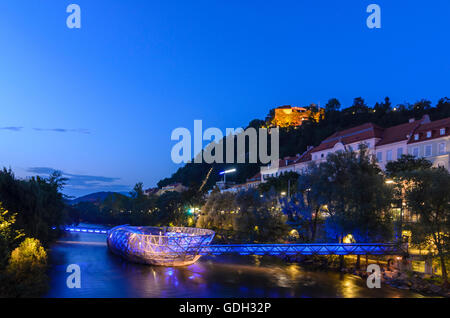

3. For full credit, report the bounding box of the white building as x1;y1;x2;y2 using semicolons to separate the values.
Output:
259;114;450;182
407;117;450;170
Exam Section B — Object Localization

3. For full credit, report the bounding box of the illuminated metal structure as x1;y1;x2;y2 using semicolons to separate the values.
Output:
62;226;108;234
106;225;215;266
199;243;405;256
62;226;406;266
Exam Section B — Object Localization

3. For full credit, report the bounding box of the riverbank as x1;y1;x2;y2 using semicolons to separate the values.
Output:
353;268;449;297
46;231;425;297
282;255;449;297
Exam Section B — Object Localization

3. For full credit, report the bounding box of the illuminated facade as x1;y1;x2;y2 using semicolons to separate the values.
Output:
269;105;324;128
107;225;215;266
407;117;450;170
260;114;450;181
64;226;404;258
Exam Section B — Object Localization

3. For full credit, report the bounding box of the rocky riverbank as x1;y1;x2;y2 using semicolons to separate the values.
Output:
352;268;449;297
282;255;449;297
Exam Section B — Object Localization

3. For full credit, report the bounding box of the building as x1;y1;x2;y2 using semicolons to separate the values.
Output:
259;147;316;181
308;115;447;171
153;183;188;196
260;155;302;181
221;173;262;193
269;105;324;128
144;187;159;196
309;122;384;164
259;114;450;179
373;118;426;170
406;117;450;170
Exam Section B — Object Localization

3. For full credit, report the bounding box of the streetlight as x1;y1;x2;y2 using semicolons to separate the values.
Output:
219;168;236;184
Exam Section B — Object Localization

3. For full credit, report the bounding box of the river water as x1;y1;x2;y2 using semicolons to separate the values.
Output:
46;231;424;298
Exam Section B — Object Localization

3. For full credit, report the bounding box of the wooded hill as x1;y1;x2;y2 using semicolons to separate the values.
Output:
158;97;450;192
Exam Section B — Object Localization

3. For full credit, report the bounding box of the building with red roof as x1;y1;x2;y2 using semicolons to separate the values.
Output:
407;116;450;169
259;114;450;181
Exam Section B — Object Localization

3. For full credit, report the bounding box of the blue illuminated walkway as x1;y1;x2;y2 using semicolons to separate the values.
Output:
200;243;402;256
62;226;404;256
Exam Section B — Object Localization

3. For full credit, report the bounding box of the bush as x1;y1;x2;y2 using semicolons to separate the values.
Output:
3;238;48;297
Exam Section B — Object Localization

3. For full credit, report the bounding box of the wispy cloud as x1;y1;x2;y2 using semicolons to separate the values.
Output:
33;128;90;134
0;126;23;131
27;167;129;194
0;127;90;134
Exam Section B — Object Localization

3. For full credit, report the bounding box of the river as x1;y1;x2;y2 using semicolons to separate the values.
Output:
46;230;424;298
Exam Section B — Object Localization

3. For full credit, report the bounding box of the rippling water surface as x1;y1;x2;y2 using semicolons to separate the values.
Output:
46;231;424;298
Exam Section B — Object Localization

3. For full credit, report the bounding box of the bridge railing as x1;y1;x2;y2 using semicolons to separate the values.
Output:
60;226;108;234
199;243;405;256
59;226;406;256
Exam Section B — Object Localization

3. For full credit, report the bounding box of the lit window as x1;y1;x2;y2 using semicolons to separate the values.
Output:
397;147;403;159
376;152;382;162
440;128;446;135
426;131;432;138
439;142;446;155
386;150;392;161
412;147;419;157
425;145;432;157
414;134;419;141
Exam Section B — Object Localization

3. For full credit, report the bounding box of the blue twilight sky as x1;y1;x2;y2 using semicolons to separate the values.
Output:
0;1;449;197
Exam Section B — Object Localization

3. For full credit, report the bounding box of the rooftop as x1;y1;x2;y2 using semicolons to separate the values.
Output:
312;123;384;152
408;117;450;144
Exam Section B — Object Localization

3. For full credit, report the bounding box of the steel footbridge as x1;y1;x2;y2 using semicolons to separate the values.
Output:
62;226;405;257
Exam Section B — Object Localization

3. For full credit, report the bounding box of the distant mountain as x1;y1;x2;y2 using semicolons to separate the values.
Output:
66;191;129;205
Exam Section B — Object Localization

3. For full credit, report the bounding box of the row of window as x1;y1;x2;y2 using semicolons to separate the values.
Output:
410;142;446;158
413;128;446;141
377;142;447;162
377;147;404;162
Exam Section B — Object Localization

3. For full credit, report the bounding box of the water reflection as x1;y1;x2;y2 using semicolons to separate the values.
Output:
46;232;424;298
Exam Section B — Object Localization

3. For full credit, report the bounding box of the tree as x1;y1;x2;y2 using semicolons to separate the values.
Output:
258;171;299;195
154;191;188;226
0;204;24;268
404;167;450;285
412;99;432;112
385;155;433;237
385;154;432;177
197;192;237;241
281;167;326;242
351;97;369;114
247;119;266;129
0;168;67;244
374;97;392;115
235;189;290;243
4;238;48;297
312;145;394;243
325;98;341;113
436;97;450;118
198;189;290;243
